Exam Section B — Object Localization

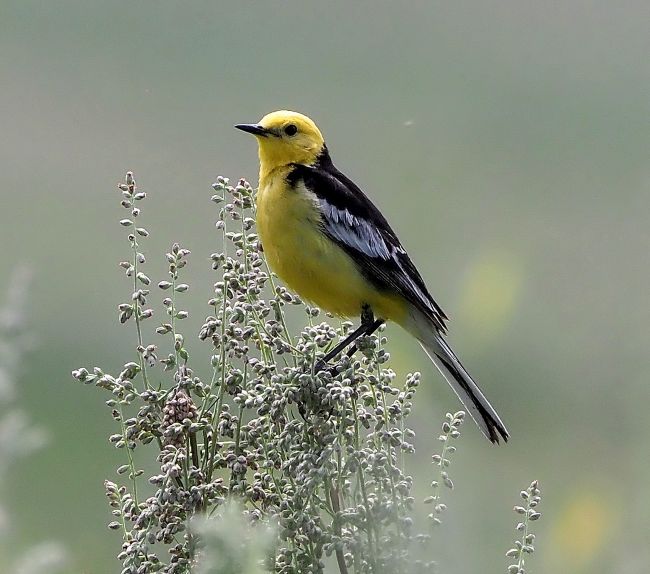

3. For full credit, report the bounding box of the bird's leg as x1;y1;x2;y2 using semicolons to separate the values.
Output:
315;304;383;371
315;322;370;371
339;317;384;362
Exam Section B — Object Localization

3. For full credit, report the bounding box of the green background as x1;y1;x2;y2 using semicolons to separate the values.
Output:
1;1;649;572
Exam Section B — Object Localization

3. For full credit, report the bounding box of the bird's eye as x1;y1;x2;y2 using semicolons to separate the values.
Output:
284;124;298;136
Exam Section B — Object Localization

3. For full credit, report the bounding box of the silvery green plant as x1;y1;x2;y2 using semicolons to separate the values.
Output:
191;501;275;574
506;481;542;574
73;171;541;574
425;411;464;529
1;268;69;573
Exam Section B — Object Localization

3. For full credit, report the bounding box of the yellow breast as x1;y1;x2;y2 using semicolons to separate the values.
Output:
255;169;407;322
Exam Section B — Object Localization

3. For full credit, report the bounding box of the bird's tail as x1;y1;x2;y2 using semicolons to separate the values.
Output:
407;314;509;444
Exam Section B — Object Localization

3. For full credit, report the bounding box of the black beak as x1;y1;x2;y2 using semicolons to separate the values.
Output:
234;123;270;137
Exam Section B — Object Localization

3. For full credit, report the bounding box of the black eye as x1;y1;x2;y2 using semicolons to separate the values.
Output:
284;124;298;136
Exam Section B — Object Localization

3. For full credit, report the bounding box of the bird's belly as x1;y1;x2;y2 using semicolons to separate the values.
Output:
256;179;406;320
264;215;368;317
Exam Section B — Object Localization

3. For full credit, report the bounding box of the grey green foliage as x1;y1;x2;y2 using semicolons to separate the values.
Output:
425;411;465;529
506;481;543;574
72;172;541;574
191;502;275;574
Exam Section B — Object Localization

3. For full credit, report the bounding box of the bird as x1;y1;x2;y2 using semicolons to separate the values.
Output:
235;110;508;444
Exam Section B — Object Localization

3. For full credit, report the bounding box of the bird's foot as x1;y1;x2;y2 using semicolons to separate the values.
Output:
314;358;330;373
298;401;308;422
314;358;342;376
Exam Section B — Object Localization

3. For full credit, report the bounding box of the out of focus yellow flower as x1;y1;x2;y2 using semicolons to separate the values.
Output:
548;489;613;572
457;248;523;347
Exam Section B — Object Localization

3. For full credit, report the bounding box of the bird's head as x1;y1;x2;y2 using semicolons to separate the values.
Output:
236;110;325;173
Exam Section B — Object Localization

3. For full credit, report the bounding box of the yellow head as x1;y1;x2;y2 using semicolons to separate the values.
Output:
235;110;325;175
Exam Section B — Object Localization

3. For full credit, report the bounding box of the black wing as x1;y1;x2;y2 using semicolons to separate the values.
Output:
287;147;448;333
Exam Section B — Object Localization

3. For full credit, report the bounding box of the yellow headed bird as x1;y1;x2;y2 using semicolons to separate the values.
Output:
236;110;508;443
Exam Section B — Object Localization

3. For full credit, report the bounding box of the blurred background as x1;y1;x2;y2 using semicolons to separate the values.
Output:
1;1;649;572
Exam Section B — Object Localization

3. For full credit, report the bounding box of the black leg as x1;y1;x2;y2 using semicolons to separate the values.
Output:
315;304;384;371
316;321;372;368
339;318;384;362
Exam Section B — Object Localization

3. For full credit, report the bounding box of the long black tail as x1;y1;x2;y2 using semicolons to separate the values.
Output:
417;330;509;444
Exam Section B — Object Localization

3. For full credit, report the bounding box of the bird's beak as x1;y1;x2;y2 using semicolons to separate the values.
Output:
234;123;270;137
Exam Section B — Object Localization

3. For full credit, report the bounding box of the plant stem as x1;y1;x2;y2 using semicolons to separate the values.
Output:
327;479;349;574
